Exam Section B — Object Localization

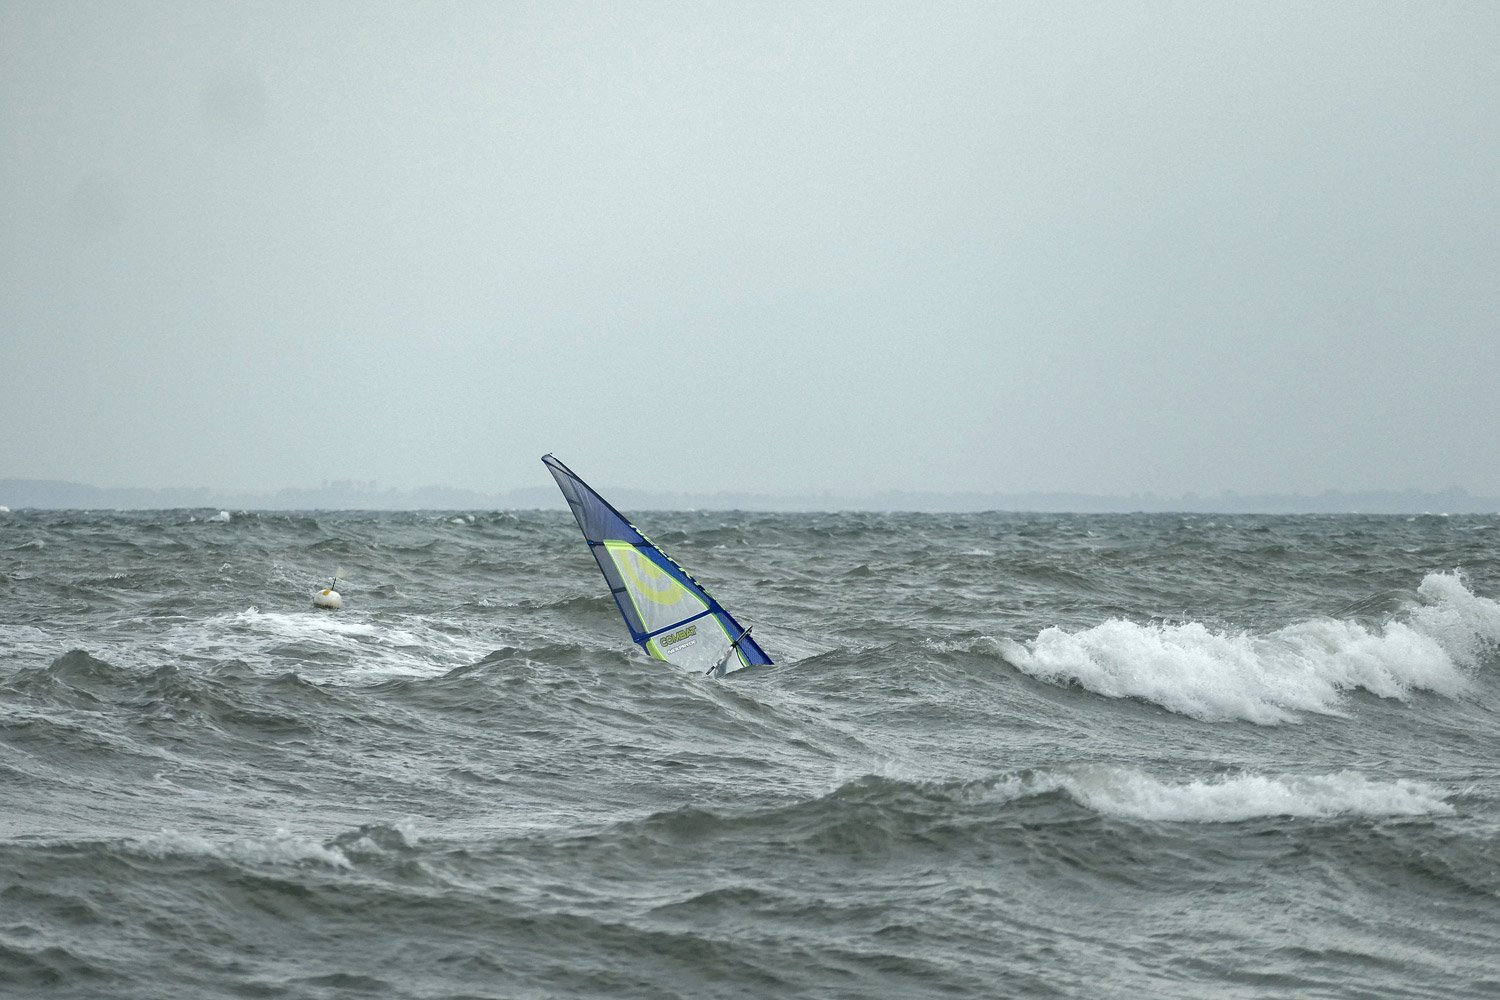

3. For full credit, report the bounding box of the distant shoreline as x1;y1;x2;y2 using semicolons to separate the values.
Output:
2;478;1496;515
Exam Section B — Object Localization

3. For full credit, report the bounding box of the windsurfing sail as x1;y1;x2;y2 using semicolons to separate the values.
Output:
543;454;773;673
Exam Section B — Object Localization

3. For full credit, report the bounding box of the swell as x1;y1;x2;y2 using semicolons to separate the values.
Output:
0;827;970;1000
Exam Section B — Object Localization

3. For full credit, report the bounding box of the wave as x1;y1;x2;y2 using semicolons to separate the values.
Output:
3;649;125;706
997;766;1454;823
122;820;429;872
586;766;1452;866
998;572;1500;724
170;607;501;681
131;827;356;869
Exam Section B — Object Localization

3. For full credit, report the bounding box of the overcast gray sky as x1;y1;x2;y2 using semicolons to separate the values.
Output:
2;1;1496;499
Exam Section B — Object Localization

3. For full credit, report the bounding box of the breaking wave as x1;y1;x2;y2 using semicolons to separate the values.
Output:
999;572;1500;724
999;766;1454;823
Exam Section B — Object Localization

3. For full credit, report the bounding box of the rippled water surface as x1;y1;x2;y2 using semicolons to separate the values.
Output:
3;508;1499;998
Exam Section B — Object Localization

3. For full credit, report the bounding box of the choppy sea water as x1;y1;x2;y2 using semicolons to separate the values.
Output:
2;508;1499;999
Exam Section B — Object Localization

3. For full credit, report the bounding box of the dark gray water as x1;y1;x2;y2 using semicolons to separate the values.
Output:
3;508;1499;999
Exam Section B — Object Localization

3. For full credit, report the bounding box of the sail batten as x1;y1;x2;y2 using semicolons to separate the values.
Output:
543;454;773;672
642;608;716;639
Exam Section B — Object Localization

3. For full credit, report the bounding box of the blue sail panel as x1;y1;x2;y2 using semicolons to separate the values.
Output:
543;454;773;671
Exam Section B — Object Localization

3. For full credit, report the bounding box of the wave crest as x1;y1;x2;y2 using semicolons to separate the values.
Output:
1012;766;1455;823
999;572;1497;723
132;827;354;868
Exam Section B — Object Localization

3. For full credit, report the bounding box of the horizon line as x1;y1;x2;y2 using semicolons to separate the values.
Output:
2;476;1497;515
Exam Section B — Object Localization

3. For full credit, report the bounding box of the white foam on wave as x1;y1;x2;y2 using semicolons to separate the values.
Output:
995;766;1453;823
133;827;353;868
229;607;394;641
129;817;429;868
998;572;1500;724
0;623;59;661
2;606;505;688
130;607;505;683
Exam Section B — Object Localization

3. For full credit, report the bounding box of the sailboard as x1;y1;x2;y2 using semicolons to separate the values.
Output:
543;454;773;674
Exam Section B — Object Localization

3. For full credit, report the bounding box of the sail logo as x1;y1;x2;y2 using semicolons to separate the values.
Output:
608;544;686;606
659;624;698;648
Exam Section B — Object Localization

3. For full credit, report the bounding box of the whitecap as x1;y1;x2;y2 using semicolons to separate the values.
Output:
145;607;502;683
998;572;1497;724
996;766;1455;823
132;826;353;868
